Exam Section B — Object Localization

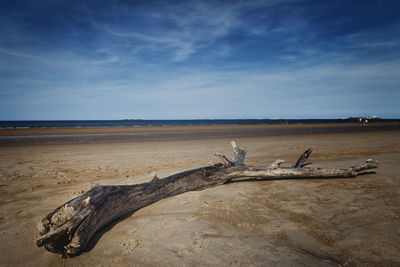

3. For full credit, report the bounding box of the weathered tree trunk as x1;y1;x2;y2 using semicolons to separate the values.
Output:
36;142;378;257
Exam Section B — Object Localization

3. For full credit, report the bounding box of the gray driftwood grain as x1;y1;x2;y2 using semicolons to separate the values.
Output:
36;142;378;257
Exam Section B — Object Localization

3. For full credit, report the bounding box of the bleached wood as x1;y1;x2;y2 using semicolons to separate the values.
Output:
231;141;246;166
36;143;378;257
292;148;313;168
269;159;285;169
214;153;233;167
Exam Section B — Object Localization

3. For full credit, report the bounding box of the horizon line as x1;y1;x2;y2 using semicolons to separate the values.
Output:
1;117;399;121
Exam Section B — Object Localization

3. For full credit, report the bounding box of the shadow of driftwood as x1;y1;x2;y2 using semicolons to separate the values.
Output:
226;175;356;184
83;209;139;253
356;171;377;176
81;172;376;255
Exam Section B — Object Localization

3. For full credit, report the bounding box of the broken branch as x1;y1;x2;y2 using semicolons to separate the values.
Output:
36;142;378;257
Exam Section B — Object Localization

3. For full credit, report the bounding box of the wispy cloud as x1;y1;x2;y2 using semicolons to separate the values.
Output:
89;0;312;62
0;0;399;119
91;2;241;61
0;48;67;66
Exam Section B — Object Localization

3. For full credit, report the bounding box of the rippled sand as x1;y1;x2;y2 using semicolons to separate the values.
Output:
0;128;399;266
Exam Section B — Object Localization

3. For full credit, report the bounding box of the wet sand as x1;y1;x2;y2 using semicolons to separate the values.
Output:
1;122;398;136
0;127;399;266
1;122;399;146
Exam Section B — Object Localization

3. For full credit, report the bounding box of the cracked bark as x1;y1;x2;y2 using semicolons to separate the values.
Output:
36;141;378;257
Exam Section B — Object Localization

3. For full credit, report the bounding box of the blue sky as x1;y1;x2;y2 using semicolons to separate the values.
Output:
0;0;399;120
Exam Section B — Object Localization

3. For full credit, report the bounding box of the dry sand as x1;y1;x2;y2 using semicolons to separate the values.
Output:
0;127;399;266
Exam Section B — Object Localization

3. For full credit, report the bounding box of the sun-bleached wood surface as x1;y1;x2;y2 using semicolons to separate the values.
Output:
36;141;378;257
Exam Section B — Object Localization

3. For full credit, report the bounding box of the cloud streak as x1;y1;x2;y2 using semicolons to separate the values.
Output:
0;0;399;119
91;1;243;62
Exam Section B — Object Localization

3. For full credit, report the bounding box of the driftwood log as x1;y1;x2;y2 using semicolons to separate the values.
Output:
36;141;378;257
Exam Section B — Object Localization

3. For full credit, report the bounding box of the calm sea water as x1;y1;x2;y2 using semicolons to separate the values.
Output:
1;119;399;146
0;118;396;129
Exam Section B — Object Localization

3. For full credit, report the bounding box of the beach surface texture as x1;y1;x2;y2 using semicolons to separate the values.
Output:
0;123;399;266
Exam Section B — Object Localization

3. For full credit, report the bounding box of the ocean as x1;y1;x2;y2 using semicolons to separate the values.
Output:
0;118;397;129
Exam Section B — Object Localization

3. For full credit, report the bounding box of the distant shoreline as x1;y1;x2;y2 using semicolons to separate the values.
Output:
1;118;399;130
1;122;399;146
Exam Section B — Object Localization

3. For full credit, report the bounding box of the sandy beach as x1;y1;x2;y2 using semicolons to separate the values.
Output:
0;125;399;266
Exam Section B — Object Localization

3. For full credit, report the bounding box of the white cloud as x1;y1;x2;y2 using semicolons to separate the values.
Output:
91;0;306;62
0;48;67;66
1;0;399;119
2;56;399;119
